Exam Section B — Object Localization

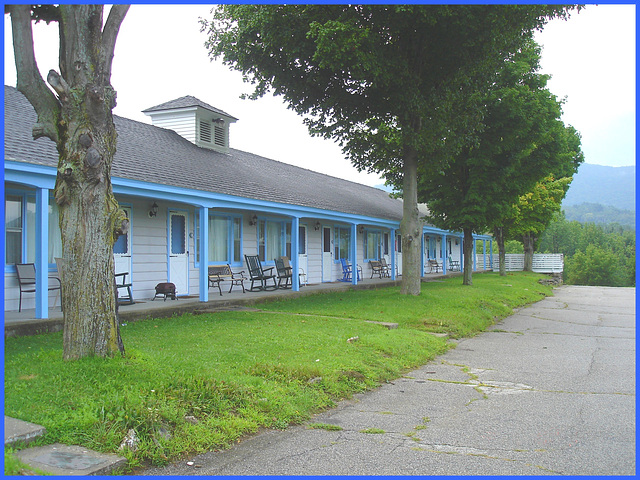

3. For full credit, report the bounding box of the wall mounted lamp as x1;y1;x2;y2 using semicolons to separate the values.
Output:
358;225;365;234
148;201;159;218
314;221;321;231
249;214;258;226
212;118;225;126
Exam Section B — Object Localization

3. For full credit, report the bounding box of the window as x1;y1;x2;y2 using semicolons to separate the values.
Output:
334;226;351;261
383;232;389;256
194;212;242;265
364;230;381;261
258;219;284;262
5;192;60;267
298;225;306;255
396;234;402;253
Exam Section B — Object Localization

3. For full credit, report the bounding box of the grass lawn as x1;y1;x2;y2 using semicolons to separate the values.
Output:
4;272;552;472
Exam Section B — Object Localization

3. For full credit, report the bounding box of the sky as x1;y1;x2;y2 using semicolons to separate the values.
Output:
3;4;636;188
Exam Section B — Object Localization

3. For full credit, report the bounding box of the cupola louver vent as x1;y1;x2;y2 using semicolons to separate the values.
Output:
200;120;212;143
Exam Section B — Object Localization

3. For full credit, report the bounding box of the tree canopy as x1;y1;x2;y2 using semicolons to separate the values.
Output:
203;4;577;294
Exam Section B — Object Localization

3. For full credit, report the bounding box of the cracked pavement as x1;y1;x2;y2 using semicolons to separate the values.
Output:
141;285;635;476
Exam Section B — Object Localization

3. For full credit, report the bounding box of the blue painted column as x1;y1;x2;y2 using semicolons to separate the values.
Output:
441;234;447;274
459;236;464;269
390;228;396;280
489;239;493;269
291;217;300;291
473;237;477;271
198;206;209;302
35;188;49;319
483;240;487;270
350;223;358;285
420;232;425;277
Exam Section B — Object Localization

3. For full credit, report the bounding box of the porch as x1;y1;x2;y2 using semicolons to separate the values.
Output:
4;270;480;338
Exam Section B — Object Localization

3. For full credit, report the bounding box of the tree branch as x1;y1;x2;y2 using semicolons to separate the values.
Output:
101;5;130;80
8;4;61;142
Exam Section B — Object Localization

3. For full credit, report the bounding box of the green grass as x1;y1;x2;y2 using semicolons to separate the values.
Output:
4;272;551;472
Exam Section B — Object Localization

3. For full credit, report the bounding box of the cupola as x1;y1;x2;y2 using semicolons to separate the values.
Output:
142;95;238;153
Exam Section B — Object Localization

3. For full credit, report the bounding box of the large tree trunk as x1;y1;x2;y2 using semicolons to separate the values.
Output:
400;146;421;295
494;226;507;276
462;227;474;285
10;5;129;359
522;232;535;271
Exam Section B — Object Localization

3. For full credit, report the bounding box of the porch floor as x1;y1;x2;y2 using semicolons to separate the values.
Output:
5;271;474;338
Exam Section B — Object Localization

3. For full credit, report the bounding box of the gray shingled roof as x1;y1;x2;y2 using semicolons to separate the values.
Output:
142;95;238;121
4;85;404;222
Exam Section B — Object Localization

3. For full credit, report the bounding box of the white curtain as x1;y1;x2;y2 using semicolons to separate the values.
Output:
266;221;281;262
47;201;62;263
208;216;228;262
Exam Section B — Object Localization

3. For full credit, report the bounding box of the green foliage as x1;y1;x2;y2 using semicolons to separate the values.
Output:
420;39;581;235
538;213;635;287
5;273;551;470
563;203;635;228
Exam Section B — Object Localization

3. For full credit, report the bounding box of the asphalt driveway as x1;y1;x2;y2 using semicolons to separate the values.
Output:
142;285;635;476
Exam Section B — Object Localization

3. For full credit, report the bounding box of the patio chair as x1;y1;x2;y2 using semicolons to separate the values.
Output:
369;260;384;278
115;272;134;305
448;256;461;272
282;256;306;287
15;263;61;312
380;258;392;277
244;255;278;292
274;257;292;289
426;259;441;274
340;258;362;282
208;264;246;295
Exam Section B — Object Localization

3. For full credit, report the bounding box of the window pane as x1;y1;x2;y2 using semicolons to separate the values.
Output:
5;196;22;265
266;221;281;261
208;216;228;262
298;226;306;254
233;218;241;263
170;214;186;254
48;201;62;262
258;220;266;261
26;197;36;263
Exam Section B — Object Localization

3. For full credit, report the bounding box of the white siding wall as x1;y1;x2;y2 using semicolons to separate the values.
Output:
148;111;196;144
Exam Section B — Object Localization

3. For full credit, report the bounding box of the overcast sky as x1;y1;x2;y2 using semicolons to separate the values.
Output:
4;4;636;187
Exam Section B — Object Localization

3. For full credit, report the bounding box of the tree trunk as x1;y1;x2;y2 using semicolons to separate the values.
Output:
9;5;129;359
494;226;507;276
57;87;126;359
522;232;535;271
462;227;474;285
400;146;421;295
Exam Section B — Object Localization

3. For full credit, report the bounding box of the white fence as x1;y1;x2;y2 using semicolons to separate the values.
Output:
491;254;563;273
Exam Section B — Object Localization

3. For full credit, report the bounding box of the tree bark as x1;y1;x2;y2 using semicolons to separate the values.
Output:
494;226;507;276
400;145;421;295
522;232;535;271
462;227;474;285
9;5;129;359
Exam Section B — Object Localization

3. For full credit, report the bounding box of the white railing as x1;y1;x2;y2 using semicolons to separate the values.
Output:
492;254;563;273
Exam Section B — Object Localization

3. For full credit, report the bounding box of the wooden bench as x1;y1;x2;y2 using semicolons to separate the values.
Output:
208;264;246;295
427;259;442;274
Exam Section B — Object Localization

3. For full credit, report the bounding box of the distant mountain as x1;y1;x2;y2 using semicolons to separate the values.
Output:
562;203;635;228
563;164;635;211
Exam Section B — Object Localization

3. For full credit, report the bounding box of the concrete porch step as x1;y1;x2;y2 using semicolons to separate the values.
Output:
5;416;126;475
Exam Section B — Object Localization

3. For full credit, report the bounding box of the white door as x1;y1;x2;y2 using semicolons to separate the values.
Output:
169;211;189;296
298;225;308;284
322;226;333;282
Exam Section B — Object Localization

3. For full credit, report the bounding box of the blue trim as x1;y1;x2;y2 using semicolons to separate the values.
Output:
35;188;49;319
198;207;209;303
